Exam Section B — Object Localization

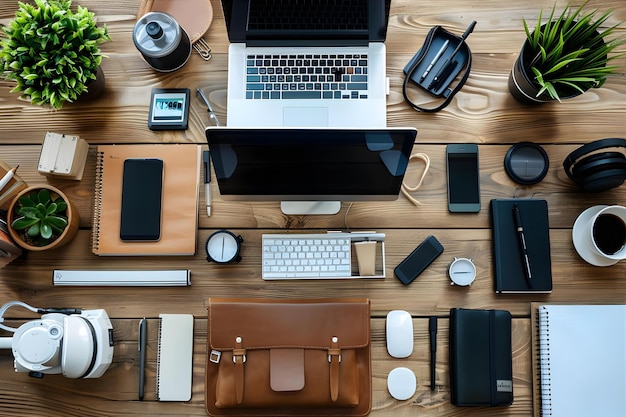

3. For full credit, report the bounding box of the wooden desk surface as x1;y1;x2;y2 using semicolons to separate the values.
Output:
1;0;625;415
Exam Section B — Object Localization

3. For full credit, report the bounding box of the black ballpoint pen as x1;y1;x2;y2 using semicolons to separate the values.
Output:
513;203;533;287
429;316;437;391
429;60;458;90
138;318;147;401
203;150;212;217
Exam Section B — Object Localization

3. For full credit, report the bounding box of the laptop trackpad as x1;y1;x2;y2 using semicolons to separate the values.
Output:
283;107;329;127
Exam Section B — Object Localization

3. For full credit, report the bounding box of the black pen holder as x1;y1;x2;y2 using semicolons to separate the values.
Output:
402;25;473;112
404;27;470;97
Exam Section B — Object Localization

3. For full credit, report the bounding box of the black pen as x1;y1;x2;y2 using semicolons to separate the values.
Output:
203;150;212;217
138;318;147;400
429;60;458;91
429;316;437;391
513;203;532;287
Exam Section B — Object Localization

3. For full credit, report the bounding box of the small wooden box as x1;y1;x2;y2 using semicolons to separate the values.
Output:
38;132;89;180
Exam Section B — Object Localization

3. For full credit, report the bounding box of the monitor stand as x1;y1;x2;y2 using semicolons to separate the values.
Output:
280;201;341;215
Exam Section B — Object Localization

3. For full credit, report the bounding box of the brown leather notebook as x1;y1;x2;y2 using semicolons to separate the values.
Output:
92;144;200;256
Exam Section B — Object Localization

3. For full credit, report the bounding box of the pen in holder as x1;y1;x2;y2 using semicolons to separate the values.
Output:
402;22;475;112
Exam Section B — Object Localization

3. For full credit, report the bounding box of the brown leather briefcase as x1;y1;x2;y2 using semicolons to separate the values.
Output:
205;298;371;416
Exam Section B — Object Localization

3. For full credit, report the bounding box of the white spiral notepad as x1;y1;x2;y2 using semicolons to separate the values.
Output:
538;305;626;416
157;314;194;401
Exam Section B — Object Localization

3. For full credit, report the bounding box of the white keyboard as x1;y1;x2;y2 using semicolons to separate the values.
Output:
262;233;353;280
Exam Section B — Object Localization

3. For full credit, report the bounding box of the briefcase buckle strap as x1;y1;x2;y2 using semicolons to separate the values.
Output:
233;336;246;404
328;336;341;402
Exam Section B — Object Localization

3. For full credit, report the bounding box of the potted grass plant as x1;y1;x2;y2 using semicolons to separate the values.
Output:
0;0;110;109
508;3;625;104
7;185;80;251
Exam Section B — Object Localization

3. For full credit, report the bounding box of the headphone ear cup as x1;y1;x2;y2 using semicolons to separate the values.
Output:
571;152;626;191
580;168;626;192
571;152;625;178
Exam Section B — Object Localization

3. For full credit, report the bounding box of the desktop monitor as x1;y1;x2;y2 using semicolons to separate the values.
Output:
205;127;417;215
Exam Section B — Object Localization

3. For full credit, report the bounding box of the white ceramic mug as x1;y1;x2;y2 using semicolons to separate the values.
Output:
572;205;626;266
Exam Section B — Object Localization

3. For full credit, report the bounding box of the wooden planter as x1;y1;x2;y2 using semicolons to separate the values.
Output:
7;185;80;251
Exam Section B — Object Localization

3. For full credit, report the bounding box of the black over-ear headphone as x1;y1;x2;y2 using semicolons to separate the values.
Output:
563;138;626;192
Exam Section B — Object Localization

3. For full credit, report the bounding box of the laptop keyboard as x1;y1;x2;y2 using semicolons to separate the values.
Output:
246;54;368;100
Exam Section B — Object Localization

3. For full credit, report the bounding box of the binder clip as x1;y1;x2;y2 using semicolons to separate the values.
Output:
402;21;476;113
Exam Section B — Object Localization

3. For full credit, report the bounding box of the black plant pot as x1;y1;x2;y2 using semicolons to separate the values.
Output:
508;30;593;105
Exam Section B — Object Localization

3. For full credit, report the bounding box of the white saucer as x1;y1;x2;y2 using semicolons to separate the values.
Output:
387;367;416;400
572;205;617;267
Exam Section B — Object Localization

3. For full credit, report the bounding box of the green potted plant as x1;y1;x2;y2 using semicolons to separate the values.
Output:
0;0;110;109
7;185;79;251
508;3;625;104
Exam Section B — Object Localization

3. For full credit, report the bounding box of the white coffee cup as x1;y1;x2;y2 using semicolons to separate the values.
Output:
572;205;626;266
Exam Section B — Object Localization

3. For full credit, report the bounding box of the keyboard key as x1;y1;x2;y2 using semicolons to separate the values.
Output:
282;91;321;99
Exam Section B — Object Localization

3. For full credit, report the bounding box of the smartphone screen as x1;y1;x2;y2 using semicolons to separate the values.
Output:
394;235;444;285
120;158;163;241
446;144;480;212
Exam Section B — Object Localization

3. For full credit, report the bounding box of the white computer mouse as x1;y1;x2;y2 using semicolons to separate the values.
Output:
386;310;413;358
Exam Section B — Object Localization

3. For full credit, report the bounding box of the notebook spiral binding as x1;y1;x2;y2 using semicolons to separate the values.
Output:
91;151;105;252
538;306;552;416
155;317;164;400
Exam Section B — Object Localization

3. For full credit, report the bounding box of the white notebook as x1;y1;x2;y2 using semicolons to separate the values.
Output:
156;314;194;401
538;305;626;416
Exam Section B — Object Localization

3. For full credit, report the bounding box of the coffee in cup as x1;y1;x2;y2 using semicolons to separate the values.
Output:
573;205;626;266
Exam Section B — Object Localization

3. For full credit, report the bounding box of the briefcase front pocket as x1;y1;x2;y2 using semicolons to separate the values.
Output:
206;298;371;417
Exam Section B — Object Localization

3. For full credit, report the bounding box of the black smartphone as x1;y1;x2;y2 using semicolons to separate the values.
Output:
120;158;163;241
446;144;480;212
394;235;444;285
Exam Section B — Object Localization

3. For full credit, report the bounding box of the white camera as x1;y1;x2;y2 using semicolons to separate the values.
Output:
0;301;114;378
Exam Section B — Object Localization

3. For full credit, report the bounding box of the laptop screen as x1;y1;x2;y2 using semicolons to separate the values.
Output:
222;0;391;45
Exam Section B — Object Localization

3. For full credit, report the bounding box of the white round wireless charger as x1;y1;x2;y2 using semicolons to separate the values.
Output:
387;367;416;400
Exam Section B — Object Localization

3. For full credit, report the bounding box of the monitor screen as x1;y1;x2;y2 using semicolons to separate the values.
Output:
205;127;417;214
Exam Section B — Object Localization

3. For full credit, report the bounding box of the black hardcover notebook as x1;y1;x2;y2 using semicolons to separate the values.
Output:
449;308;513;407
490;199;552;293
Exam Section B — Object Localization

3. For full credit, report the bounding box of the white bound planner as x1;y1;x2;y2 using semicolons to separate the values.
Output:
538;305;626;416
156;314;194;401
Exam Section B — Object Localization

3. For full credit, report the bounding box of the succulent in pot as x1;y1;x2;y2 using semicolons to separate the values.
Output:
0;0;110;109
7;185;79;251
509;3;626;103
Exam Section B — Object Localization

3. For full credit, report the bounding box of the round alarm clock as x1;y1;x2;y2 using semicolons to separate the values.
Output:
205;230;243;263
448;257;476;286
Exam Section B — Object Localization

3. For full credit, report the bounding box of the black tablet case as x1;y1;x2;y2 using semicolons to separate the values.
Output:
449;308;513;407
490;199;552;293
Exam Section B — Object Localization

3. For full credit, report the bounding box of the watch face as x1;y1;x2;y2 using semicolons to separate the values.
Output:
206;231;240;263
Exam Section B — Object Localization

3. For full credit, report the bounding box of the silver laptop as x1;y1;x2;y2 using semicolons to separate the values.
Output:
222;0;391;127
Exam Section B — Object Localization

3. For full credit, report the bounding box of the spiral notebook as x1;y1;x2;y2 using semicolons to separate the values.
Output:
157;314;194;401
536;305;626;417
92;144;200;255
